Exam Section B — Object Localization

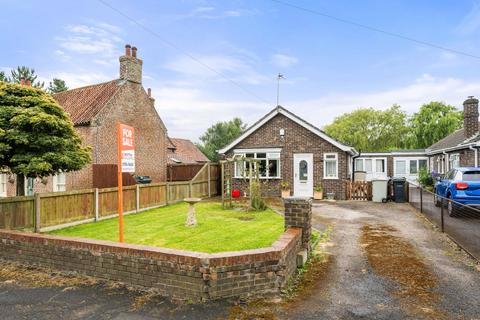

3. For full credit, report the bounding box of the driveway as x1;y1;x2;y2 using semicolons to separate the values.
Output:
0;201;479;319
281;201;480;320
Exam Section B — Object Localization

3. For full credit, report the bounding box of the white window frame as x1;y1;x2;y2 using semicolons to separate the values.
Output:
323;152;338;179
233;149;281;179
355;157;387;174
449;153;460;169
0;174;7;197
394;157;429;179
53;173;66;192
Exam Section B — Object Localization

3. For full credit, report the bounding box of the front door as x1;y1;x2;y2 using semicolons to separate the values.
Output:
294;153;313;197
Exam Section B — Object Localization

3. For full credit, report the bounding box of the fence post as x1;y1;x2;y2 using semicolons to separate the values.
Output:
419;187;423;213
136;184;140;213
34;193;41;233
94;188;99;221
166;182;170;205
440;198;445;233
207;162;211;198
189;181;193;198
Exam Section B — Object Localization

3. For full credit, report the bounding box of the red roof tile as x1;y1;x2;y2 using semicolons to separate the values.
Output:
53;80;122;126
167;138;209;164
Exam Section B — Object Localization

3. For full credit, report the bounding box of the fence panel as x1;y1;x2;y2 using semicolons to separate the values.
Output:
408;183;480;261
40;190;95;227
167;163;205;181
0;196;35;230
98;186;136;218
139;183;167;209
93;164;137;188
168;182;190;202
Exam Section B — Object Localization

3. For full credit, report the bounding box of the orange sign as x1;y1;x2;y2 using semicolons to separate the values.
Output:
116;122;135;243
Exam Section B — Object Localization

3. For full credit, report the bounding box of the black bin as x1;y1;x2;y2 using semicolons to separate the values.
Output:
392;178;407;203
134;175;152;184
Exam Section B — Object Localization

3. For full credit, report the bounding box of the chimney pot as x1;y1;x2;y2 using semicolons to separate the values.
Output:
147;88;151;97
132;46;137;58
125;44;131;57
25;79;31;87
20;79;25;86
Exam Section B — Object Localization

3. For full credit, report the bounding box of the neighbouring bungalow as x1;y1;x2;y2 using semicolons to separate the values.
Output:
426;97;480;174
218;106;356;199
167;137;209;165
1;44;169;197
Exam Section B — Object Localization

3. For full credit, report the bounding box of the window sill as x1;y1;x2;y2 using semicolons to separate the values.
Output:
233;177;282;180
323;177;339;180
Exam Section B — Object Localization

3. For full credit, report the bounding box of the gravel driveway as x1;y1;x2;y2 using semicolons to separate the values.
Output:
281;201;480;320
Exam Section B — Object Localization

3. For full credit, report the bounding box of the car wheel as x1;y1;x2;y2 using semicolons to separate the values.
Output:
447;196;459;217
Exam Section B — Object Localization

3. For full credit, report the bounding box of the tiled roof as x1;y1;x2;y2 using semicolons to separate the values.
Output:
167;138;209;164
53;80;122;126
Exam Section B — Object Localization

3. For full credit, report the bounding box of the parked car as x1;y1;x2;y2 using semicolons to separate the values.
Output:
434;167;480;216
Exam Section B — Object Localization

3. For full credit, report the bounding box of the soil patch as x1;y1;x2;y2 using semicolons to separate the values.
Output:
360;224;445;319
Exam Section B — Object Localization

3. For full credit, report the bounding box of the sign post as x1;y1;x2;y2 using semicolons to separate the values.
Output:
117;122;135;243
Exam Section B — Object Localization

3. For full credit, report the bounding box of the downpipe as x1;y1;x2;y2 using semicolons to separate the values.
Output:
469;145;478;167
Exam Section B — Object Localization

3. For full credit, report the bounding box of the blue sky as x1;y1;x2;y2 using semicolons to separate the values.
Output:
2;0;480;141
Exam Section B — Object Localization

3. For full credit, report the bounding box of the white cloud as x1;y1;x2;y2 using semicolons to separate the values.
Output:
164;54;269;85
48;71;111;89
154;74;480;141
271;54;298;68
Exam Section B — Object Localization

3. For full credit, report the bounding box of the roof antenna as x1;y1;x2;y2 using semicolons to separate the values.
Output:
276;73;284;107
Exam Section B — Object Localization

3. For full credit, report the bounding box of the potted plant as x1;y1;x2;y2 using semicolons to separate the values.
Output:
313;185;323;200
281;181;290;198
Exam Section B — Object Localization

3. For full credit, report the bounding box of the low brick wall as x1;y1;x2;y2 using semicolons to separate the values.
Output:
0;228;301;301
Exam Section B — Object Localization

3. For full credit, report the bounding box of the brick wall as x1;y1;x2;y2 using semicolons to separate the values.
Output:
283;197;312;252
226;113;350;199
0;228;301;301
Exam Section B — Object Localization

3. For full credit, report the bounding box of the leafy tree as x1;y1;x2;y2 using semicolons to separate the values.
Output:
0;71;7;82
409;101;463;149
324;105;411;152
9;66;44;89
197;117;247;161
47;78;68;94
0;82;91;195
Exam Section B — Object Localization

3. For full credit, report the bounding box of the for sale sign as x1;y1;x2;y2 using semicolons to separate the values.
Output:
118;123;135;173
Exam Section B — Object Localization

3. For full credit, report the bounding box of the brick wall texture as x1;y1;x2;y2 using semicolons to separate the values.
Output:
284;197;312;252
0;228;301;301
226;113;350;200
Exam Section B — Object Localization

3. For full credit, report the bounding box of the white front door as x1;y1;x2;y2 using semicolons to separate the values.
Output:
294;153;313;197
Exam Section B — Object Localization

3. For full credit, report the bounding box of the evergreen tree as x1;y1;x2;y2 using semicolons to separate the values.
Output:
9;66;44;89
0;71;7;82
197;118;246;161
0;82;91;195
47;78;68;93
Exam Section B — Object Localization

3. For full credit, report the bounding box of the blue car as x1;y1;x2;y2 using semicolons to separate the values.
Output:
434;167;480;217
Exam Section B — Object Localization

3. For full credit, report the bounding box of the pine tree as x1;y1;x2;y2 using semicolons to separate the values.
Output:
47;78;68;93
0;82;91;195
9;66;44;89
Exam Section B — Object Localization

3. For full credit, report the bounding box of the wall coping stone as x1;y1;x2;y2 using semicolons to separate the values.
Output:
283;196;313;202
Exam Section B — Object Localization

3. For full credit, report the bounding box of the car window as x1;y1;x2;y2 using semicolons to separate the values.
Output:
448;170;457;180
462;171;480;181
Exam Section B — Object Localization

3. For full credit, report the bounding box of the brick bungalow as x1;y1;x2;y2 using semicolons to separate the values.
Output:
218;106;356;199
1;45;169;197
426;97;480;174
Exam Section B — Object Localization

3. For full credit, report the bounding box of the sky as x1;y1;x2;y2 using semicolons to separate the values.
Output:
2;0;480;141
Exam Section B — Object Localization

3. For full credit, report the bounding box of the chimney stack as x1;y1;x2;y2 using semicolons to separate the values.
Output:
20;79;25;86
147;88;151;97
464;96;479;139
119;44;142;84
25;79;31;87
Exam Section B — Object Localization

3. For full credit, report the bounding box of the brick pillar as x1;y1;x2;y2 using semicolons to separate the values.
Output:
283;197;312;251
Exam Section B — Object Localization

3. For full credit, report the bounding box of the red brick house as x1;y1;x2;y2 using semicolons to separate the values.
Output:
3;45;168;196
218;106;356;199
167;138;209;165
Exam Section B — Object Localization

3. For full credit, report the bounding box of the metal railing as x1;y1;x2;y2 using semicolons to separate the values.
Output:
408;183;480;261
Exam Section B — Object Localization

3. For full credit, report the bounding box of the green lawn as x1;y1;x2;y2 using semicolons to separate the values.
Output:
49;202;284;253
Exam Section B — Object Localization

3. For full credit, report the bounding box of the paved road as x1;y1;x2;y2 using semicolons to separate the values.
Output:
409;187;480;260
1;201;479;319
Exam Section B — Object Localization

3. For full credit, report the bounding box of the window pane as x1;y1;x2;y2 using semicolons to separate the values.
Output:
365;159;372;173
235;161;245;177
410;160;418;174
463;171;480;181
259;159;267;177
299;160;308;181
268;159;279;177
419;160;427;170
267;152;280;159
326;161;336;177
376;159;385;173
256;153;266;159
355;159;364;171
245;153;254;158
396;160;406;175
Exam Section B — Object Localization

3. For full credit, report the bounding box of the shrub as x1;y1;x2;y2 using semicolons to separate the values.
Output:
418;168;433;188
281;181;290;190
250;180;266;211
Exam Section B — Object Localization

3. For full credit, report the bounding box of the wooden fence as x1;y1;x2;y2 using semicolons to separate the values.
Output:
167;163;206;181
346;181;372;201
93;164;137;188
0;163;220;232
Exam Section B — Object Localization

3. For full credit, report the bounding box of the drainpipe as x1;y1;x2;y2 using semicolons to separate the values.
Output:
351;150;361;182
469;145;479;167
442;151;448;173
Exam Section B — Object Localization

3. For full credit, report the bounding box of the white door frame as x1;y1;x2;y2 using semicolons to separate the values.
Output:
293;153;313;197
